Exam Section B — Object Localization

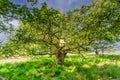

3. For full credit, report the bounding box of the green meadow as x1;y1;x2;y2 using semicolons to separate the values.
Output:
0;54;120;80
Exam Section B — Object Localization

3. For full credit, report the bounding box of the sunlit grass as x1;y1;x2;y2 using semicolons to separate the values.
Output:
0;54;120;80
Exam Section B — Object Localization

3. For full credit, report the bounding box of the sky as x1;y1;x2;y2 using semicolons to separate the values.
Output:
11;0;91;11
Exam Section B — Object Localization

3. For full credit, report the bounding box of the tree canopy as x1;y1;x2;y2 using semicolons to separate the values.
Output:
0;0;120;65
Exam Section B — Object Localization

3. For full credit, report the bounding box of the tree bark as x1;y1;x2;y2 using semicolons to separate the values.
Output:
95;49;99;55
56;51;67;65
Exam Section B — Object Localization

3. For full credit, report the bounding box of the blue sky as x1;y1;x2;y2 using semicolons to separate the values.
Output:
11;0;91;11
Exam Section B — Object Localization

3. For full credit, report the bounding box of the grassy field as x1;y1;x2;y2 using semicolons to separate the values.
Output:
0;54;120;80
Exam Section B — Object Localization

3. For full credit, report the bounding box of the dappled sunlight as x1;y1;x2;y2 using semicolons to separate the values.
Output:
66;66;76;72
96;62;105;67
82;64;91;69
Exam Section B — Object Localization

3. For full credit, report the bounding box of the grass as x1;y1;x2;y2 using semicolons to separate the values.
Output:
0;54;120;80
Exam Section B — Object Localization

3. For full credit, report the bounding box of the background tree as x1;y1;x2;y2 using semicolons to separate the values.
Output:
78;0;120;55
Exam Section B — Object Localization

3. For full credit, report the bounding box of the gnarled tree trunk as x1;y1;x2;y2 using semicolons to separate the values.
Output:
56;51;67;65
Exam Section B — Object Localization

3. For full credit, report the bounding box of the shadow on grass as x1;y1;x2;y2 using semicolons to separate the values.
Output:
0;56;120;80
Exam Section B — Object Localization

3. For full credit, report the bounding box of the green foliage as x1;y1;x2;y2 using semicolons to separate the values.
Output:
13;0;120;56
0;42;50;57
